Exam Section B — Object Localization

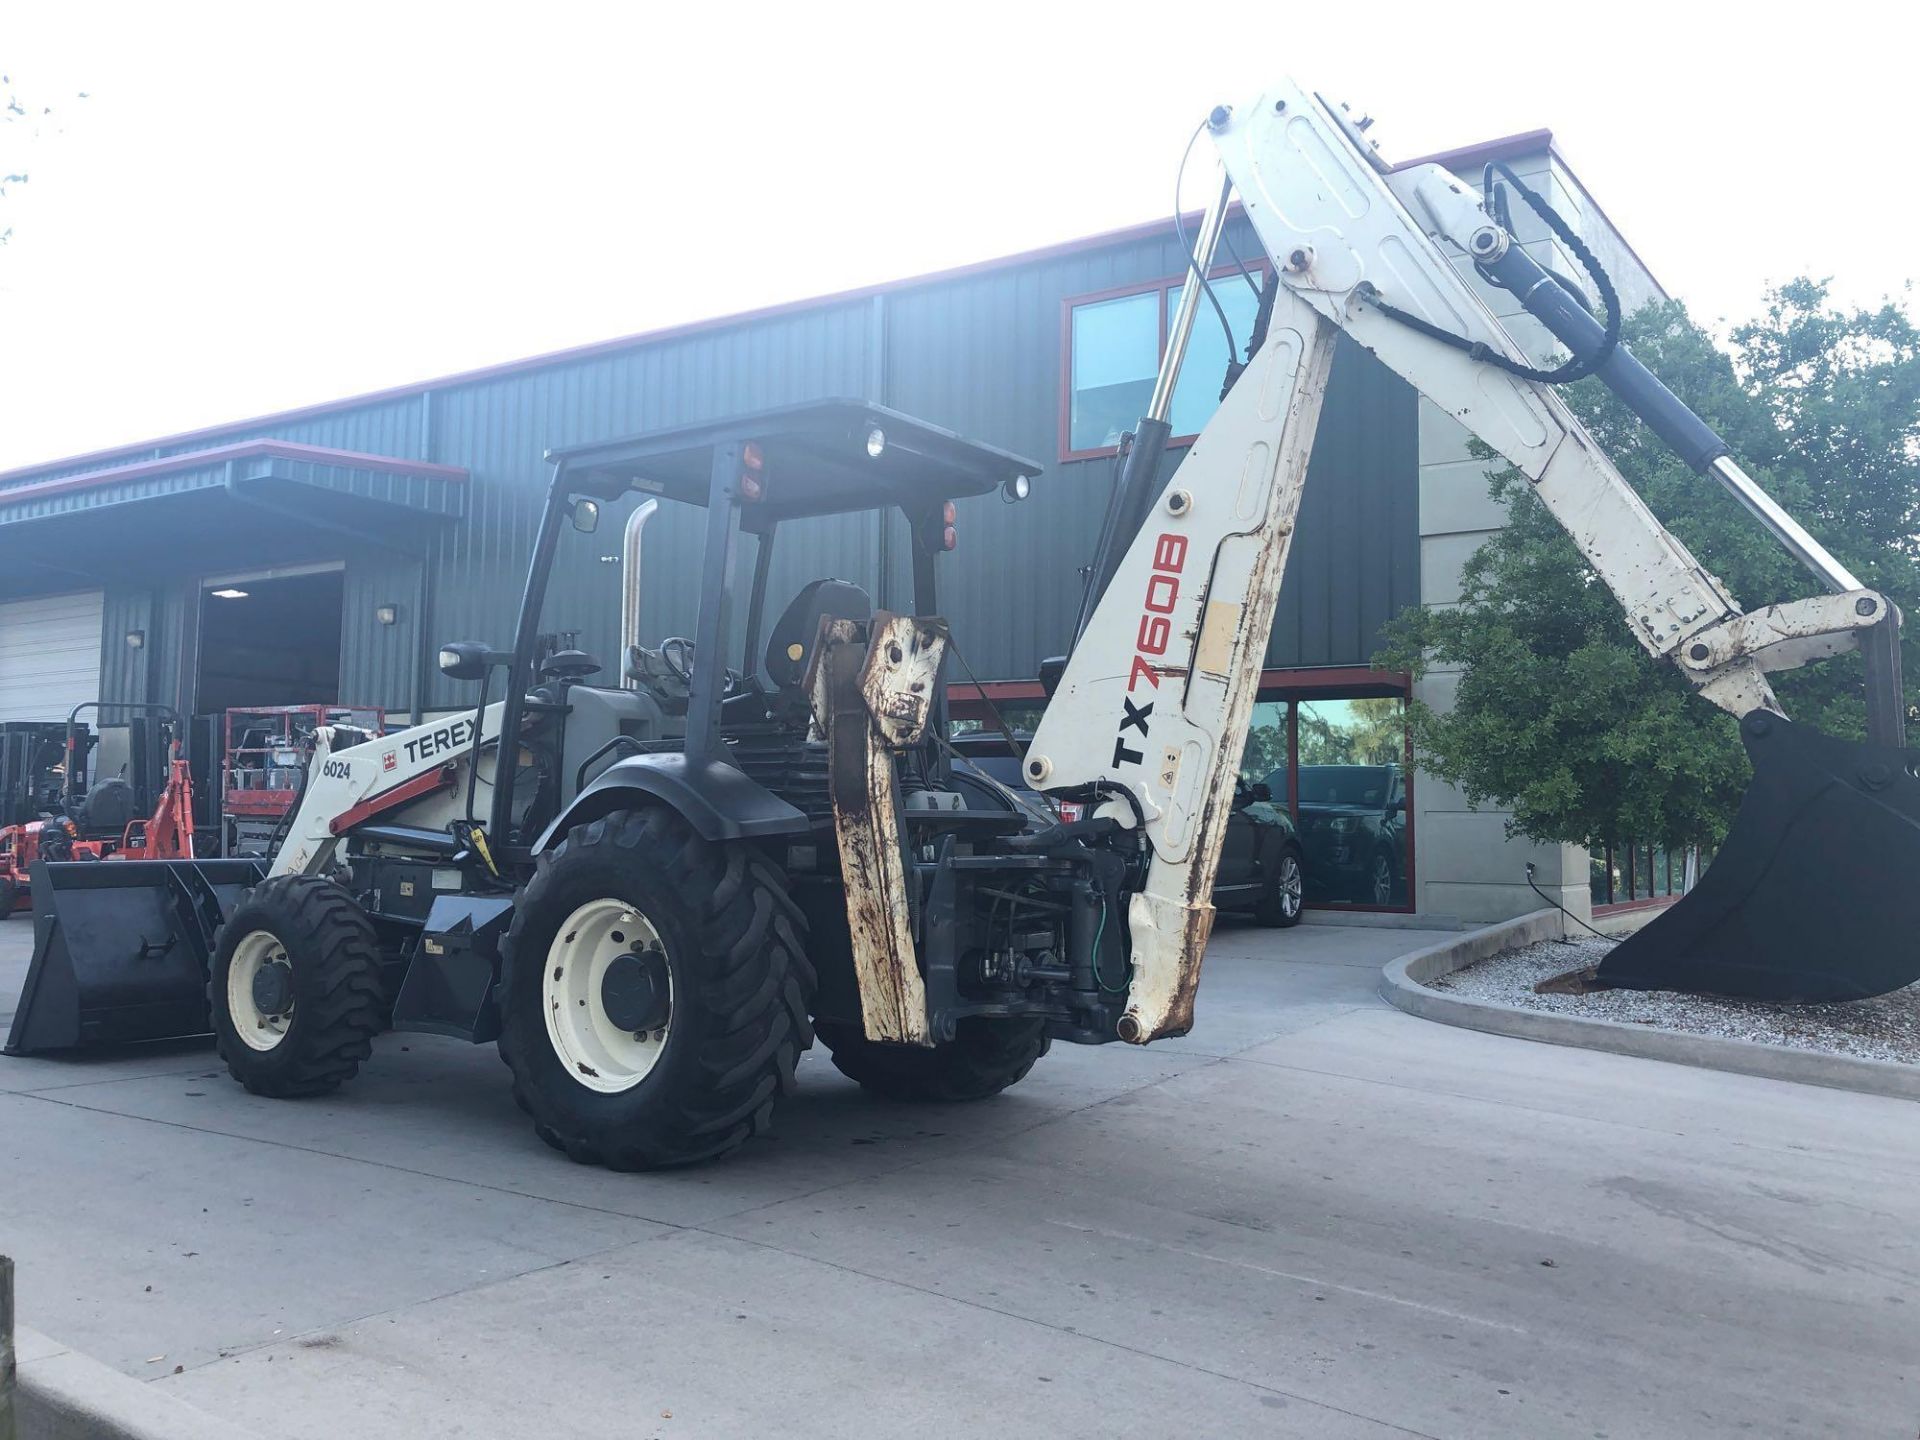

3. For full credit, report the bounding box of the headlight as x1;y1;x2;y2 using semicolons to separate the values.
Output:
865;426;886;458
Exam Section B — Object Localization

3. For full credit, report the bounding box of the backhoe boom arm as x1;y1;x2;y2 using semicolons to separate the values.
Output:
1028;79;1901;1040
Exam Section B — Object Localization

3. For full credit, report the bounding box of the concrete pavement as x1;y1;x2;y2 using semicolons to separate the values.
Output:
2;916;1915;1438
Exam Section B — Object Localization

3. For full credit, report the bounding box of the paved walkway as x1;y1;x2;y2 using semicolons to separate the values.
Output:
2;917;1915;1437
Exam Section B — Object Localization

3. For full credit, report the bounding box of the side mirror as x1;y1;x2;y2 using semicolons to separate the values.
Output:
570;498;601;533
1037;655;1067;698
437;641;507;682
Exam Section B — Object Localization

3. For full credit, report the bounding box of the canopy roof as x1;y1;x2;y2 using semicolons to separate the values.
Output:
550;400;1041;524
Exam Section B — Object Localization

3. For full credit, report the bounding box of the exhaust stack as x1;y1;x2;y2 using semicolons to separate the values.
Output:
620;498;659;688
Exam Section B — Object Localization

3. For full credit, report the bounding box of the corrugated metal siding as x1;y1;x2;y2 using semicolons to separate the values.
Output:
6;219;1417;711
0;463;229;521
882;219;1419;677
98;586;154;707
1267;333;1421;667
339;552;425;718
420;301;877;709
100;579;194;714
153;578;194;717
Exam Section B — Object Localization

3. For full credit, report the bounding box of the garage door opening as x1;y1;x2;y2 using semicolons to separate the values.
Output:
195;568;344;713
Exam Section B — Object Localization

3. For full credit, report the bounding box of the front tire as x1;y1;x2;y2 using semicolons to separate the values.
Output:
497;808;813;1170
210;875;385;1097
816;1017;1049;1102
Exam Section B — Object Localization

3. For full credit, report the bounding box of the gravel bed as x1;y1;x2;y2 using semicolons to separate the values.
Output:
1428;936;1920;1066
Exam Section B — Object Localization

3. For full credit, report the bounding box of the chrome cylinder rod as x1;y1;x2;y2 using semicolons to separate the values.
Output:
1707;455;1860;594
1148;169;1235;424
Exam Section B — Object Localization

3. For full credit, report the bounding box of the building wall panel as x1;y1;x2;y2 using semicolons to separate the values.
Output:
2;221;1418;712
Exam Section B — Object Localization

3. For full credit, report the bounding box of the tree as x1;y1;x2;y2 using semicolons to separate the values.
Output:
1377;280;1920;854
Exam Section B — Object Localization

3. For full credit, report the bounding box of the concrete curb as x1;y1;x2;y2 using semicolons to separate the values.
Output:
1378;909;1920;1103
13;1327;254;1440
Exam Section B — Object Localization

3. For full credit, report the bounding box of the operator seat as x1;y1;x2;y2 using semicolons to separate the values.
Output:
74;777;136;839
765;579;871;689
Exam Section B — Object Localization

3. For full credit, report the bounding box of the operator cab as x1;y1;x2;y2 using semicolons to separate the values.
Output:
445;400;1041;857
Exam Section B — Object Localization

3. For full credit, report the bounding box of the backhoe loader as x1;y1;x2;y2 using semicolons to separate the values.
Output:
8;79;1914;1168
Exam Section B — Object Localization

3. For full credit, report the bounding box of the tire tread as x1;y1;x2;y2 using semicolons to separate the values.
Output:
817;1017;1049;1103
211;875;385;1098
497;810;811;1170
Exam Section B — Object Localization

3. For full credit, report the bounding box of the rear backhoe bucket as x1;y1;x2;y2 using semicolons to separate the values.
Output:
1586;713;1920;1003
3;858;262;1055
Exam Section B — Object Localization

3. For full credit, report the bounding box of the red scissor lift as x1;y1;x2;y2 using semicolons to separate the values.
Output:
221;705;385;858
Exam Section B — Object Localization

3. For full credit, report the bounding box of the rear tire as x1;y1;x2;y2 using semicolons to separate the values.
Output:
497;808;813;1170
816;1016;1049;1102
1368;846;1399;907
210;876;385;1097
0;875;18;919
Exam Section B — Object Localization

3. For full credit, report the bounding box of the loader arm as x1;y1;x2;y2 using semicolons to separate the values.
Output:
1028;79;1911;1037
268;706;501;878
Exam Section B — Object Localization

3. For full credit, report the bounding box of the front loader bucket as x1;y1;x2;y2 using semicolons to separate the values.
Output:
3;859;262;1055
1588;713;1920;1003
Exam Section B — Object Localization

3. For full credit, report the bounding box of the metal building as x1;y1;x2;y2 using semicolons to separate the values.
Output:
0;130;1660;924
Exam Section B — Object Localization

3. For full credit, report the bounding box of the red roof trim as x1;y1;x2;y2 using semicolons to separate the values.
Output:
0;439;469;505
0;128;1583;485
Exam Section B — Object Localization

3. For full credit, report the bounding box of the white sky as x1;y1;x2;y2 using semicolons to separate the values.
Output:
2;0;1914;472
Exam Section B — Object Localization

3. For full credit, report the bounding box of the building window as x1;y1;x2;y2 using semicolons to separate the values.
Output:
1591;840;1695;911
1063;268;1265;459
1238;688;1415;912
1163;282;1261;440
1068;291;1161;455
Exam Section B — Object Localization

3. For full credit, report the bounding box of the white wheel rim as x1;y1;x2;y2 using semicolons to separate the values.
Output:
228;929;294;1052
543;898;673;1094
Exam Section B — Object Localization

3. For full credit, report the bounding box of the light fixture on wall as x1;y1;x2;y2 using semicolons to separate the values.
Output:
125;629;145;650
375;604;399;627
210;587;249;600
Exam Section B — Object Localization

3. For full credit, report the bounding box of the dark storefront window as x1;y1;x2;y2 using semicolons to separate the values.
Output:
1238;690;1414;911
951;675;1416;913
1591;841;1696;909
1063;268;1265;459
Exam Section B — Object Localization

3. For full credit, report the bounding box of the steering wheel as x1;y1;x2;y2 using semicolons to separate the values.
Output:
660;636;696;683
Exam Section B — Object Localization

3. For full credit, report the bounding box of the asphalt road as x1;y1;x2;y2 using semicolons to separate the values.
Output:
2;915;1916;1439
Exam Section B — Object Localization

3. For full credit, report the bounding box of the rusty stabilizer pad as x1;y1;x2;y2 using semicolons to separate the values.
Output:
1592;713;1920;1003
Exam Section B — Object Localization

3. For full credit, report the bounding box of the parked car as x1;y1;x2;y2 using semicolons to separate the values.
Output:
1271;762;1407;906
950;730;1305;927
